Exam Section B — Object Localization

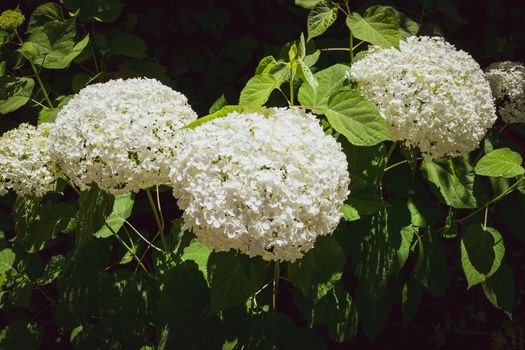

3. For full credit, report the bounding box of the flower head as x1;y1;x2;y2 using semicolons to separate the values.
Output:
485;61;525;124
0;9;25;31
0;123;57;197
49;78;197;194
170;108;350;262
349;36;496;160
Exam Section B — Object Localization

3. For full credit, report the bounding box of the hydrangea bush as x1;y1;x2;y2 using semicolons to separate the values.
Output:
0;1;524;349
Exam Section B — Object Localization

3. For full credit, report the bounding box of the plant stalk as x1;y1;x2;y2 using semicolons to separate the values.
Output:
146;187;168;251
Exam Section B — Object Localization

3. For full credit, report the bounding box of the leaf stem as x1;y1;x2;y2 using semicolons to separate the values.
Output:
273;261;280;315
456;177;525;224
14;30;53;109
320;47;351;52
146;187;168;251
289;74;295;106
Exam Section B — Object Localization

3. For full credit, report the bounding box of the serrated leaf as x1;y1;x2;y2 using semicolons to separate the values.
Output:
254;55;277;75
341;204;360;221
38;95;72;124
475;148;524;178
297;61;317;88
346;6;400;48
0;76;34;114
295;0;322;9
482;262;514;316
324;88;390;146
414;229;451;297
185;105;272;129
298;64;348;111
307;0;338;41
28;2;64;31
208;252;266;311
461;224;505;289
21;19;89;69
208;94;227;114
181;240;212;281
94;192;134;238
421;156;479;209
239;74;284;107
62;0;124;23
0;248;15;275
36;254;66;285
288;236;345;301
76;185;114;246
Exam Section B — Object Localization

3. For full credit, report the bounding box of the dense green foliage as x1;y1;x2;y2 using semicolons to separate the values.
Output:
1;0;525;349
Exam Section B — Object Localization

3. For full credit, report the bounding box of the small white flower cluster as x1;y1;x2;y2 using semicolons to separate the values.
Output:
484;61;525;124
0;123;57;197
49;78;197;195
170;108;350;262
349;36;496;160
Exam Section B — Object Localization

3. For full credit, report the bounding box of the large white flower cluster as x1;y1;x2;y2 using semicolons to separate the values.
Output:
484;61;525;124
170;108;350;262
49;78;197;195
0;123;57;197
349;36;496;160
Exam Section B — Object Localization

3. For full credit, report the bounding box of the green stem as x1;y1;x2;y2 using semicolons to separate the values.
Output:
456;177;525;224
273;261;280;315
14;30;53;109
345;1;353;63
107;222;154;278
320;47;352;52
146;187;168;251
289;73;295;106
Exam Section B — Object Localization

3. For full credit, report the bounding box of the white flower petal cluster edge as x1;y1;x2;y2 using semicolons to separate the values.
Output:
49;78;197;195
170;108;350;262
0;123;57;197
485;61;525;124
349;36;497;160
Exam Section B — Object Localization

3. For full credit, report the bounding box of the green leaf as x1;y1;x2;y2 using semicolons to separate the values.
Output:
208;252;267;311
254;56;277;75
401;278;423;325
0;248;15;275
181;240;212;281
239;74;284;107
475;148;525;178
185;105;272;129
297;61;317;88
346;6;400;48
0;76;35;114
295;0;322;9
209;94;228;114
324;88;390;146
414;229;451;297
21;19;90;69
421;156;479;209
288;236;345;301
108;29;147;58
341;204;360;221
36;254;66;285
28;2;64;30
37;95;72;124
298;63;349;112
93;192;134;238
13;197;77;252
0;31;12;48
482;261;514;316
307;0;338;41
0;320;42;350
0;61;5;76
461;224;505;289
76;185;114;246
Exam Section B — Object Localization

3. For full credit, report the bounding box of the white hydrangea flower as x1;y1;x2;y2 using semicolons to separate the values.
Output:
49;78;197;195
170;108;350;262
484;61;525;124
0;123;57;197
349;36;496;160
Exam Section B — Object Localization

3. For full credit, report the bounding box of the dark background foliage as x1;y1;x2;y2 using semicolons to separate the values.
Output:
1;0;525;349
